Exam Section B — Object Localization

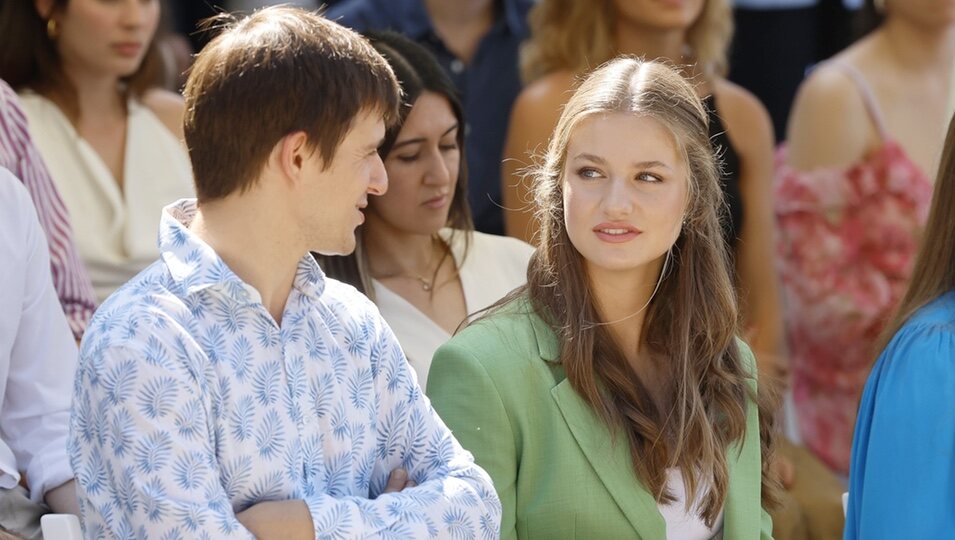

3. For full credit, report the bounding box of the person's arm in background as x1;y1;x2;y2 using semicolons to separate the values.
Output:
0;173;79;514
846;322;955;538
715;79;788;384
0;81;96;340
501;72;575;244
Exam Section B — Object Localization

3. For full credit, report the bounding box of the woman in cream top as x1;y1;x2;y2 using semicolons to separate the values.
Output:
1;0;193;302
316;32;533;388
18;94;193;302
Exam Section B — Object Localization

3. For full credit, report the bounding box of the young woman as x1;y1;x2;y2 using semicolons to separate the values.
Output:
777;0;955;474
0;0;193;302
316;32;533;388
844;114;955;539
501;0;785;383
429;57;776;539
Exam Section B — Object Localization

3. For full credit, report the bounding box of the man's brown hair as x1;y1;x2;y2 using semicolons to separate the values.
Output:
183;7;400;202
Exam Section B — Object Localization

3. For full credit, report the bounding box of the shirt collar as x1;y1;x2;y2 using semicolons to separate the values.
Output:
159;199;326;303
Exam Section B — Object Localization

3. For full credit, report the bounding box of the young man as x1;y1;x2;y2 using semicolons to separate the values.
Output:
69;7;501;539
0;167;79;539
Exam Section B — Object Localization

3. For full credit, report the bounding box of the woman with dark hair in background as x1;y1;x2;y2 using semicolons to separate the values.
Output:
844;113;955;539
430;57;777;539
0;0;193;302
317;31;533;388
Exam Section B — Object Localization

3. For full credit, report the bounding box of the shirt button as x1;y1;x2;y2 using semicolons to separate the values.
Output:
450;59;465;74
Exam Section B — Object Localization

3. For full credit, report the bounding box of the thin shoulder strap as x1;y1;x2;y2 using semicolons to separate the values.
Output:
825;59;889;141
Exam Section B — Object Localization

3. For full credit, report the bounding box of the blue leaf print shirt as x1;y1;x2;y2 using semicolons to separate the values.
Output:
69;199;501;539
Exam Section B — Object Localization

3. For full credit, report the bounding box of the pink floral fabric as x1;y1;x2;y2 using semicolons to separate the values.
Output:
774;141;932;474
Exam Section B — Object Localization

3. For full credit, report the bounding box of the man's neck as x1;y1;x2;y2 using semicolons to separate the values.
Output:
424;0;496;63
189;194;301;325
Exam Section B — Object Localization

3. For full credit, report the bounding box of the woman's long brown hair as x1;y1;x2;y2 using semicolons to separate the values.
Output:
513;57;778;524
877;114;955;352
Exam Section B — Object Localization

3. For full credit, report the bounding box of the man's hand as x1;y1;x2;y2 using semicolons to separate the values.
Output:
44;479;80;516
382;468;416;494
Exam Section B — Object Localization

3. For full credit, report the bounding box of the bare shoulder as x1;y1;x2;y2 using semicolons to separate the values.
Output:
785;61;873;170
506;70;578;161
141;89;186;141
711;78;774;153
512;70;578;122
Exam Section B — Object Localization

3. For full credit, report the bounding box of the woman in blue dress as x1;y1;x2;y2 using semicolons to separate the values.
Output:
844;113;955;538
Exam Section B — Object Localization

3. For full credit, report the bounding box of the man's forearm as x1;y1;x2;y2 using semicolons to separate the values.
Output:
44;479;79;515
235;500;313;540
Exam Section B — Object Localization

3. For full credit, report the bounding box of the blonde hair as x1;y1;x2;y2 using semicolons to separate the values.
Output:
520;0;733;83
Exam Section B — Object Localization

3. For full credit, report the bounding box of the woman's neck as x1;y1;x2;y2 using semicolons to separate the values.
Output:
59;64;125;123
614;19;687;65
363;217;443;280
586;260;666;362
879;16;955;74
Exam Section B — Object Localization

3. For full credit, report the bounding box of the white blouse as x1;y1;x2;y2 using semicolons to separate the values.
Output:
18;92;194;302
372;229;534;389
659;468;725;539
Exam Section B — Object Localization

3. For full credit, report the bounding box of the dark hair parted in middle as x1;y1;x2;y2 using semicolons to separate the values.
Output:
517;57;778;524
317;30;473;297
182;7;401;202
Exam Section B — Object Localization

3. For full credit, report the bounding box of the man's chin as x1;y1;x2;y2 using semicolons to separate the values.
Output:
311;238;356;257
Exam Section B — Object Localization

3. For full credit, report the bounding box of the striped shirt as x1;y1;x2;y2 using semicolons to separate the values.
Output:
0;80;96;339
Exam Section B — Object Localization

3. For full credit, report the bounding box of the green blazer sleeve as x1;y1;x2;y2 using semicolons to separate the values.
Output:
740;341;775;539
428;339;519;540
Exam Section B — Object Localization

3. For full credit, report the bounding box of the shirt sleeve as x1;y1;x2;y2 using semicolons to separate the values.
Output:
428;338;519;540
0;82;97;339
845;321;955;539
298;313;502;539
2;176;77;502
69;335;255;539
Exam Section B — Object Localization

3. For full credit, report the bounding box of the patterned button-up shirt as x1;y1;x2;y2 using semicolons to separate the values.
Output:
69;199;501;539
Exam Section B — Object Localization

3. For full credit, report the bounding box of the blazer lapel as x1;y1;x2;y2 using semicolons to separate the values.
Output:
551;379;666;539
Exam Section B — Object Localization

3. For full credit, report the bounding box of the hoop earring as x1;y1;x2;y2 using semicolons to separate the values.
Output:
46;18;58;40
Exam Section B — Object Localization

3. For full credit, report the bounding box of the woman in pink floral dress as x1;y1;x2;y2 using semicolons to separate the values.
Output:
776;0;953;474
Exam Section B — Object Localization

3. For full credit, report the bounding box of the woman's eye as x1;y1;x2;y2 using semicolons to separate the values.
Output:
637;172;662;183
577;167;601;179
439;143;459;152
396;154;419;163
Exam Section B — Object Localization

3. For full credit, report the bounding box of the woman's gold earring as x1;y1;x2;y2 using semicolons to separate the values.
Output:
46;18;58;39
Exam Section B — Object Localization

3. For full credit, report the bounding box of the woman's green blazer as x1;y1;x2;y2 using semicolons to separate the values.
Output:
427;297;773;539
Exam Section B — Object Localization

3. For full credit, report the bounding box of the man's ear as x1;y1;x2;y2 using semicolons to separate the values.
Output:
34;0;56;19
275;131;312;185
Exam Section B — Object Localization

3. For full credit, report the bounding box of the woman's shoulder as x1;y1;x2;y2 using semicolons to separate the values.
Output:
439;295;548;365
711;78;773;159
513;70;577;119
784;57;874;171
876;293;955;380
140;89;185;141
468;230;535;259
